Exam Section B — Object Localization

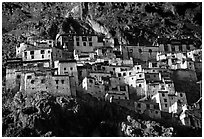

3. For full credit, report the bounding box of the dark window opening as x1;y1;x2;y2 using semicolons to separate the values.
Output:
139;49;142;53
31;55;34;59
112;87;118;91
120;86;126;91
164;99;167;102
17;75;21;79
89;79;93;83
138;103;141;108
30;51;34;55
172;46;175;52
83;42;86;46
118;73;121;77
55;80;59;84
76;36;79;41
41;50;45;54
179;45;182;51
187;45;190;50
41;79;45;83
146;104;150;109
88;37;92;41
76;42;80;46
149;49;152;53
61;80;64;84
82;36;87;41
89;42;92;46
27;76;32;79
31;80;34;84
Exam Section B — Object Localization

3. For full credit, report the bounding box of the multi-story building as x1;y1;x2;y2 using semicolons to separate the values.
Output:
21;70;76;96
82;77;105;99
135;100;161;119
106;77;129;100
56;33;104;53
152;90;187;113
54;59;78;85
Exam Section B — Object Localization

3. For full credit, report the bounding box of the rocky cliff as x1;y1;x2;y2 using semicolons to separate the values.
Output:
2;91;201;137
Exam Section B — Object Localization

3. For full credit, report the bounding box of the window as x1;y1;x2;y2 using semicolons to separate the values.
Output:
180;93;183;97
164;45;168;52
41;50;45;54
27;76;32;79
172;46;175;52
138;84;141;87
98;36;103;42
42;55;44;59
113;68;115;71
89;42;92;46
146;104;150;109
112;87;118;91
83;42;86;46
155;111;158;114
76;36;79;41
89;79;93;83
64;68;66;71
139;49;142;53
70;67;73;70
186;45;190;50
146;75;150;78
139;74;142;78
149;49;152;53
179;45;182;51
17;75;21;79
123;73;126;76
129;72;131;75
138;103;141;108
120;86;126;91
162;93;165;97
55;80;59;84
61;80;64;84
56;86;58;89
31;55;34;59
88;37;92;41
82;36;87;41
41;79;45;83
165;104;168;107
76;42;80;46
152;63;157;67
118;73;121;77
24;52;27;56
30;51;34;55
164;99;167;102
31;80;34;84
48;50;50;53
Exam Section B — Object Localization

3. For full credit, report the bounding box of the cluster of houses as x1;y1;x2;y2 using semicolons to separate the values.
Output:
5;29;202;129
